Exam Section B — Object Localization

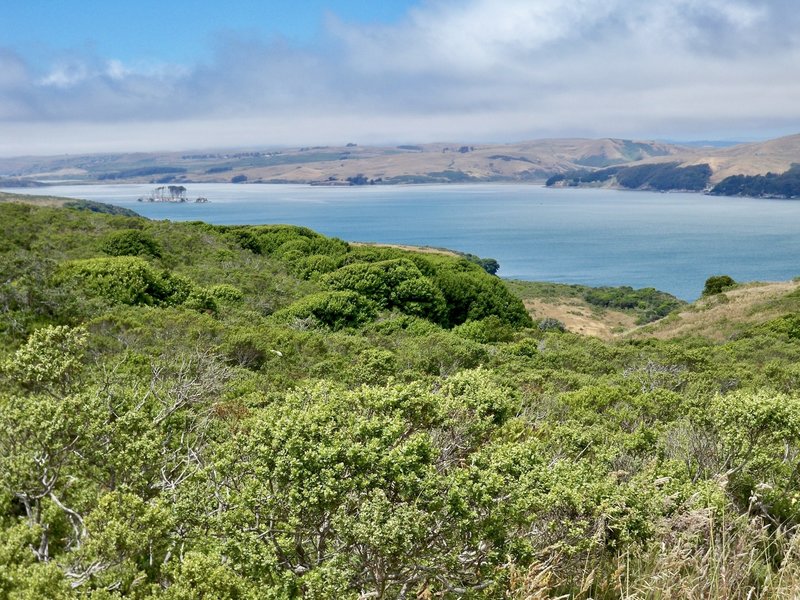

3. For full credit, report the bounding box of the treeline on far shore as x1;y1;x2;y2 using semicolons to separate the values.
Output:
707;164;800;198
547;162;800;198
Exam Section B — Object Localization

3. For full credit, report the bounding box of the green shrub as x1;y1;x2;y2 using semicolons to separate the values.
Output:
274;238;311;258
400;331;488;376
538;317;567;332
459;253;500;275
433;268;532;328
273;291;378;330
438;368;517;437
293;254;342;279
223;224;348;258
59;256;166;306
208;284;244;303
100;229;161;258
184;288;218;313
2;325;87;392
348;349;398;385
324;259;446;323
155;273;195;305
453;315;516;343
58;256;197;307
365;313;442;337
702;275;736;296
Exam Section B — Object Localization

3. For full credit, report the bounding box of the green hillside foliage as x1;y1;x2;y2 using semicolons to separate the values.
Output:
710;164;800;198
62;199;141;216
583;285;684;323
98;166;187;180
273;290;379;330
547;162;712;192
2;201;800;598
0;191;140;216
615;162;712;191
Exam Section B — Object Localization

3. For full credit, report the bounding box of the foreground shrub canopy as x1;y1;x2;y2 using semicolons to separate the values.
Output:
1;202;799;598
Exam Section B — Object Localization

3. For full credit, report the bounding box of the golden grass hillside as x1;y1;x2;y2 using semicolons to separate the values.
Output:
629;280;800;341
0;138;690;185
507;277;800;342
3;134;797;185
629;133;800;183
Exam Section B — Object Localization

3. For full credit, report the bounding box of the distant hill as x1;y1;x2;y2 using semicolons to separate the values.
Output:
545;133;800;195
0;138;689;186
687;133;800;182
547;133;800;185
1;133;798;196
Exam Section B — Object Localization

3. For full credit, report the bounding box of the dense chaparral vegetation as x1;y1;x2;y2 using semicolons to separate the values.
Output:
2;199;800;599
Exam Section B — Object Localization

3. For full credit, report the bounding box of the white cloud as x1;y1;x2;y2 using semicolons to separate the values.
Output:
1;0;799;155
700;0;767;28
105;60;129;80
38;62;91;88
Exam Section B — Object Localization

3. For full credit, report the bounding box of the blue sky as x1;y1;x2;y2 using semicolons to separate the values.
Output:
1;0;799;155
5;1;416;66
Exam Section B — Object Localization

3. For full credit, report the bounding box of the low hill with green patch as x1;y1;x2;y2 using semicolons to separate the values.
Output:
0;190;139;216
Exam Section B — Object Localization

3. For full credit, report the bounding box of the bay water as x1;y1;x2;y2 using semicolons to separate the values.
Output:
7;182;800;300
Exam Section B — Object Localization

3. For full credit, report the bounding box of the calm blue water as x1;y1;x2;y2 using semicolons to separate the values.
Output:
6;183;800;300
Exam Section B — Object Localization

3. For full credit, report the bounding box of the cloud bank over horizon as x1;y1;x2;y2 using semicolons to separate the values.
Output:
2;0;799;156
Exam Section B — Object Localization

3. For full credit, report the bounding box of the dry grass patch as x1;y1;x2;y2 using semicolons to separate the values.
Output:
349;241;460;257
524;298;636;340
629;280;800;341
0;191;73;207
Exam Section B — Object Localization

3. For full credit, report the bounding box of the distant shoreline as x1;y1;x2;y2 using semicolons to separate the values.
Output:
7;179;798;201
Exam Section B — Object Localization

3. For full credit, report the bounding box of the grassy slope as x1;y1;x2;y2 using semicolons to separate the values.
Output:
631;280;800;341
0;190;83;207
506;279;686;339
505;280;635;339
349;241;460;257
506;278;800;342
0;191;140;216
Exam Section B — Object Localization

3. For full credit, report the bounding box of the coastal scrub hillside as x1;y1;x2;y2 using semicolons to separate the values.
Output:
2;200;800;598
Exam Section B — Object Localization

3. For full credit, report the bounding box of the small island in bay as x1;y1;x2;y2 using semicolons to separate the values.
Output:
137;185;209;203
